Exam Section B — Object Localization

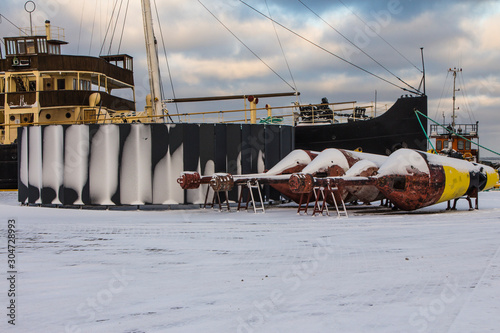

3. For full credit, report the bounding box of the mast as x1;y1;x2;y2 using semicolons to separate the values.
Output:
449;67;462;129
420;47;426;95
141;0;166;121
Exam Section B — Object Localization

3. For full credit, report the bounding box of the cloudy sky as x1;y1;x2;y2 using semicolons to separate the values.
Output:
2;0;500;157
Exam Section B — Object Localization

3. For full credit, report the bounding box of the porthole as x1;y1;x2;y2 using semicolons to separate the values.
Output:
45;114;52;120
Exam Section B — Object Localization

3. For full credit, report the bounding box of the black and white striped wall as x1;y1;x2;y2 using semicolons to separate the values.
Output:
17;123;294;206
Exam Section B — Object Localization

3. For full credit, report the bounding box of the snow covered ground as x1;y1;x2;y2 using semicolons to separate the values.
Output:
1;190;500;333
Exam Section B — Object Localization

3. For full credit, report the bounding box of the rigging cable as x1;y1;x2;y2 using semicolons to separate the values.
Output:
239;0;420;95
337;0;422;73
265;0;299;99
99;0;120;56
107;0;125;55
198;0;296;92
433;71;450;121
153;0;177;122
117;0;130;54
298;0;420;94
0;14;28;35
416;110;500;157
458;70;476;124
77;0;86;54
89;0;98;55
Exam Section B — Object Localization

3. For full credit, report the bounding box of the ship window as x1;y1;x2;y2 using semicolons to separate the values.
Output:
48;44;61;55
80;80;91;90
29;81;36;92
443;141;449;148
126;57;133;71
436;140;442;150
6;40;16;55
57;79;65;90
17;40;26;54
392;177;406;190
26;39;35;54
73;78;78;90
37;38;47;53
457;140;464;150
465;141;471;150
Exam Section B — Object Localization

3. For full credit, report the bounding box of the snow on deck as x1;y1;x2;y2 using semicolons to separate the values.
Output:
1;191;500;332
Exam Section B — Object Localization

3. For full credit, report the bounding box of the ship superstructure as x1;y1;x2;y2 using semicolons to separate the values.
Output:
429;68;479;161
0;20;136;145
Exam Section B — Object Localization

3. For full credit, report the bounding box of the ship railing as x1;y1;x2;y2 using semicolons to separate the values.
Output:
20;25;66;42
167;101;376;125
0;100;378;131
430;123;478;137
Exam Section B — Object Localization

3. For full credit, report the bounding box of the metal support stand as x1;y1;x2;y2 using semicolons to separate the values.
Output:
204;186;230;211
237;180;265;213
301;184;348;218
297;191;313;215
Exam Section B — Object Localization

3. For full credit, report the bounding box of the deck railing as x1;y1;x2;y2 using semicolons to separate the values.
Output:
430;123;478;137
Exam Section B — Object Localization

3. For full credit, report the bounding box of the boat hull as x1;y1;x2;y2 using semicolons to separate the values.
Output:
295;95;428;155
0;144;18;189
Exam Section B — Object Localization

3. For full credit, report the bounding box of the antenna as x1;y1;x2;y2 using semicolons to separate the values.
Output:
449;67;462;129
24;1;36;36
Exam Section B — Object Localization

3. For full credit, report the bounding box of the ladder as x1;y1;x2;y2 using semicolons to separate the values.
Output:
237;180;265;213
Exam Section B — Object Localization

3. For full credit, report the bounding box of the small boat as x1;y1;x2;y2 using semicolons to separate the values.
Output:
429;68;479;161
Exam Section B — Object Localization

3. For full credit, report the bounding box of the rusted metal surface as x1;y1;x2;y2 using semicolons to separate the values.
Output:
327;165;346;177
269;183;304;203
289;173;315;193
179;148;497;213
177;172;202;189
374;153;445;211
209;173;235;192
339;149;362;168
344;166;382;204
288;174;351;205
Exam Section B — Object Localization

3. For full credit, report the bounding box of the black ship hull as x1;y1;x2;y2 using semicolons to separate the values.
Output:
295;95;428;155
0;144;18;189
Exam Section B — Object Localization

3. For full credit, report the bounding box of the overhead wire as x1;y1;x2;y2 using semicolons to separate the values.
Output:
239;0;421;95
337;0;422;73
77;0;86;54
107;0;125;55
265;0;299;99
198;0;296;92
458;70;476;124
0;14;28;35
433;70;450;121
153;0;178;122
298;0;421;94
89;0;98;55
99;0;120;56
0;13;28;57
117;0;130;53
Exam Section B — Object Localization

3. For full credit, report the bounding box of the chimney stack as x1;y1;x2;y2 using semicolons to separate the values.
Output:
45;20;51;40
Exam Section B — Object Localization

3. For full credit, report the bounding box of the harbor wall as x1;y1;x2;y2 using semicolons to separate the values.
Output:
17;123;294;206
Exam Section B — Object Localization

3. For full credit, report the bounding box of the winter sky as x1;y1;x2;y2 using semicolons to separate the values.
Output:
2;0;500;157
